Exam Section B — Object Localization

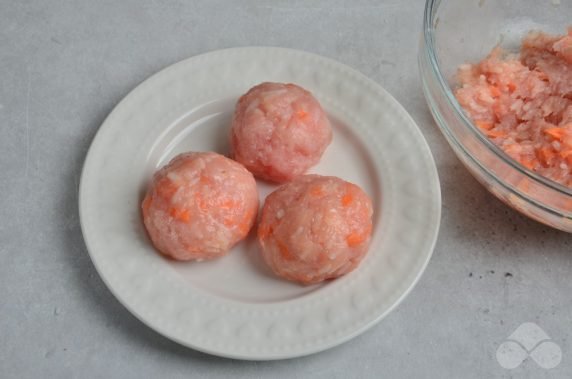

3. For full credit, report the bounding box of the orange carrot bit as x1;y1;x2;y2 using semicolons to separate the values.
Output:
341;193;353;206
296;110;308;119
475;121;494;130
169;207;191;223
223;217;235;227
559;149;572;159
507;82;517;92
544;127;567;140
485;129;506;138
346;232;365;247
519;158;535;170
178;210;191;223
536;147;556;166
141;196;153;214
489;85;502;98
219;200;237;210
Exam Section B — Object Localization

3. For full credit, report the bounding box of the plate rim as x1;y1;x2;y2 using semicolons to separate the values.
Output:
79;46;442;360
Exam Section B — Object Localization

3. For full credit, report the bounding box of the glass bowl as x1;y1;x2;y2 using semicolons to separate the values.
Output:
419;0;572;232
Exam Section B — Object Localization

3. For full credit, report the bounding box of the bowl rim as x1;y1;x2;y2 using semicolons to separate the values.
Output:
422;0;572;198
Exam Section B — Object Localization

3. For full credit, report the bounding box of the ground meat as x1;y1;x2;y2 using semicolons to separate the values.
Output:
455;27;572;188
258;175;373;285
231;82;333;183
142;152;258;261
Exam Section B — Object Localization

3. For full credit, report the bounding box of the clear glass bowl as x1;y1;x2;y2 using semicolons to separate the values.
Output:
419;0;572;232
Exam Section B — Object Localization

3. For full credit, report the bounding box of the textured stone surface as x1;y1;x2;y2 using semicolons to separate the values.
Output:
1;0;571;377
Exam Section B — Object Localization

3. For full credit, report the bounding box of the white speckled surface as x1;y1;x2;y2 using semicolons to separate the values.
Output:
1;0;571;377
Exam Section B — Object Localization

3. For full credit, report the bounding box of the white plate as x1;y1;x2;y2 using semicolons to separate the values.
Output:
79;47;441;360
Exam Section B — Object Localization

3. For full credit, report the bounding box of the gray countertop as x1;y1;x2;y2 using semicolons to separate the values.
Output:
1;1;571;378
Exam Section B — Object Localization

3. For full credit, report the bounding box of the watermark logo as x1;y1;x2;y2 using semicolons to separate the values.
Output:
496;322;562;369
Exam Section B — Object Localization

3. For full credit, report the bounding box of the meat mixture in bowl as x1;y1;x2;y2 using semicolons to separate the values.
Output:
456;28;572;188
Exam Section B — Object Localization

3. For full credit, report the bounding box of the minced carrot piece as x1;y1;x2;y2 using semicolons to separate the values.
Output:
544;127;567;140
346;232;365;247
489;85;502;98
341;193;353;206
559;149;572;159
485;129;506;138
520;158;535;170
219;200;236;209
475;121;494;130
507;82;517;92
170;207;191;222
536;147;556;166
297;110;308;119
178;210;190;222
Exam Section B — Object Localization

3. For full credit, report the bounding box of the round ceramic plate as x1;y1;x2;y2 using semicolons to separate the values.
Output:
79;47;441;360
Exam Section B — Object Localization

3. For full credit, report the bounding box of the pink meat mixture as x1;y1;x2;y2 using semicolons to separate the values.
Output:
258;175;373;285
231;82;332;183
456;28;572;188
142;152;258;261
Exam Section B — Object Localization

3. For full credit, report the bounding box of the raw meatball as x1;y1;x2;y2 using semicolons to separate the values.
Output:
142;152;258;261
258;175;373;284
231;82;333;183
